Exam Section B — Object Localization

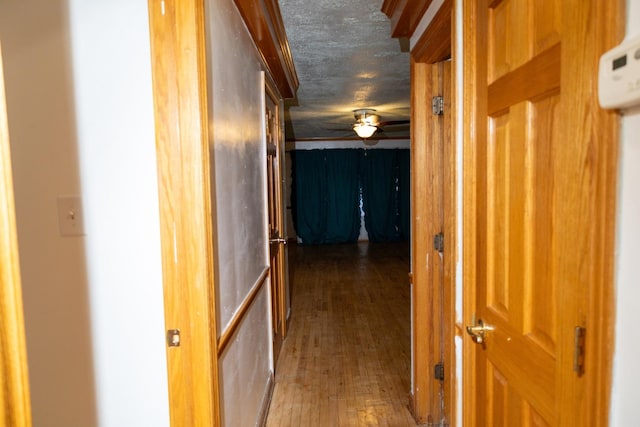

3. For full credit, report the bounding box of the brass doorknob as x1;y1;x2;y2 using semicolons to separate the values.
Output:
466;317;494;344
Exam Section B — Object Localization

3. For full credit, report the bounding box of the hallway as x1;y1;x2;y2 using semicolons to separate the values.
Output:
266;242;417;426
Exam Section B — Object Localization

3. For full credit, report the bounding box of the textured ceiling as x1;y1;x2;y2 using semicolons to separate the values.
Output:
279;0;411;140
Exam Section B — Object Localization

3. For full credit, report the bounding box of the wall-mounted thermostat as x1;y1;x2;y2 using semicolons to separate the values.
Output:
599;35;640;110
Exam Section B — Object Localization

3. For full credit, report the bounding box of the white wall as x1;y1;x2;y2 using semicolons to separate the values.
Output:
0;1;169;426
69;1;169;425
610;2;640;425
206;0;272;425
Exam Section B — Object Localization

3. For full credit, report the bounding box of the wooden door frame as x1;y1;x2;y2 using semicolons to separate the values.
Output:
265;77;288;360
407;1;455;424
382;0;456;423
410;58;455;425
0;42;32;427
147;0;297;425
460;1;623;426
147;1;221;425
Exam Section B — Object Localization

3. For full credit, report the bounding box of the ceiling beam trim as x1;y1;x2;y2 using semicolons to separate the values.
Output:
381;0;433;39
411;0;452;64
233;0;299;99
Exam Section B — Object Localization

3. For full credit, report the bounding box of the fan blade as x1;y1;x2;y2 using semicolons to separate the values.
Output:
325;127;353;131
377;119;410;127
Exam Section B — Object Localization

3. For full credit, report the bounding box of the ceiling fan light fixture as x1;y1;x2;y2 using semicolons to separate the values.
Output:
353;108;378;123
353;122;377;139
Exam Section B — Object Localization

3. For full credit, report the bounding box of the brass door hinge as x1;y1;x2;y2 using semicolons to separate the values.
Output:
434;362;445;381
432;96;444;115
574;326;586;376
433;232;444;253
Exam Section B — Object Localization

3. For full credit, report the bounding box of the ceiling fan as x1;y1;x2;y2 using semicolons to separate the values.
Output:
351;109;410;139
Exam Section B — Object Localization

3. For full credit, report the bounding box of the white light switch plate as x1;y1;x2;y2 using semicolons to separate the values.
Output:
57;195;85;236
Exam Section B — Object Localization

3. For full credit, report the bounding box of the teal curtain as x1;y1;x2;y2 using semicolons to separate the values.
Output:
324;150;362;243
292;150;327;244
293;149;362;244
397;150;411;241
361;150;401;242
360;149;410;242
293;148;410;244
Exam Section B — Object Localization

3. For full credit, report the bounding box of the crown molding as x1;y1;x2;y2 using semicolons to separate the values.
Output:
381;0;433;39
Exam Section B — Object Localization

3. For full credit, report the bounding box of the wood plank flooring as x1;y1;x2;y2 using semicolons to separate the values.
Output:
266;242;418;427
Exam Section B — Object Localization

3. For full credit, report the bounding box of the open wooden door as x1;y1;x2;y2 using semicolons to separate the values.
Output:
411;58;454;425
265;83;287;365
147;0;296;424
0;42;32;427
148;1;221;425
406;2;455;424
462;0;621;425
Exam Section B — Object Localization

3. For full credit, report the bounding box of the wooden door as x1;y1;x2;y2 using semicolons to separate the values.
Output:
0;42;32;426
265;86;287;365
463;0;620;425
411;58;454;425
148;1;221;425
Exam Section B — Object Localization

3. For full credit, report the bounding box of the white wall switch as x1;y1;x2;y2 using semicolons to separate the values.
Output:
57;195;85;236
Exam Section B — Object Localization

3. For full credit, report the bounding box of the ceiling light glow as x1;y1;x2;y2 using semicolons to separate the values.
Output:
353;122;377;139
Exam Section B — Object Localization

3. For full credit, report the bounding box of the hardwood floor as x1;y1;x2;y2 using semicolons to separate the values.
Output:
266;241;418;427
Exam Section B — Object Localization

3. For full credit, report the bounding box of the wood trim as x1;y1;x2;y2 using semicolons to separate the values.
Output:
556;0;622;425
381;0;433;39
449;6;463;425
265;78;288;340
411;0;452;64
217;267;270;356
428;62;444;424
409;59;456;426
233;0;299;99
410;57;439;425
257;372;275;427
409;1;455;424
461;0;482;426
147;1;220;425
0;42;32;427
442;59;455;427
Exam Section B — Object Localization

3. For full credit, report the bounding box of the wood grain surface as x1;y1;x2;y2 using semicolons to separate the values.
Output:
266;242;417;426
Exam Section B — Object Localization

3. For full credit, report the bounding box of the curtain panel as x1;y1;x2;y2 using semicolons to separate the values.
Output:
292;149;362;244
397;149;411;241
292;148;410;244
360;149;411;242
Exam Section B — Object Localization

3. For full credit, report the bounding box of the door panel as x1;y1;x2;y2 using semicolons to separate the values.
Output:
466;0;621;425
265;86;287;365
475;0;561;424
488;0;561;83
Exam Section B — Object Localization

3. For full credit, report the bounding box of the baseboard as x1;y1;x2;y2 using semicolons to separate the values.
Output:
256;371;275;427
286;307;292;331
407;392;430;426
408;392;423;425
408;391;416;419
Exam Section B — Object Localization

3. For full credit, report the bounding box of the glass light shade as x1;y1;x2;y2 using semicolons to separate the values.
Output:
353;123;377;139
